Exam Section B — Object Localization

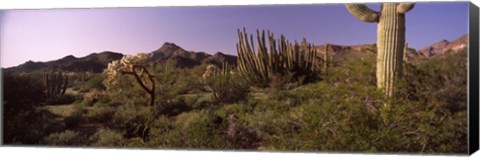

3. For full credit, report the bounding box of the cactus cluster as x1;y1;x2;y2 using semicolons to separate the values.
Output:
345;3;415;100
236;28;320;86
43;70;69;98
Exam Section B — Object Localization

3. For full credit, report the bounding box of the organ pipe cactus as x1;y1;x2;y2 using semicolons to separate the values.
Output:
43;70;69;98
236;28;320;86
345;3;415;99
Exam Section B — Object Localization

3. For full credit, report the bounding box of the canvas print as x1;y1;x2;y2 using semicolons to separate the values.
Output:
1;2;471;154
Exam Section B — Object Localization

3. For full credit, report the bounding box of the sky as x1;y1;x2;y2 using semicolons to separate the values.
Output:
0;2;469;68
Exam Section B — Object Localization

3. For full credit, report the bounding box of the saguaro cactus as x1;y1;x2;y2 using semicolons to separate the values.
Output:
345;3;415;98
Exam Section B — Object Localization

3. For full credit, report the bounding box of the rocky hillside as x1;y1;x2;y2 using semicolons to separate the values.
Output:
417;34;468;57
150;42;237;68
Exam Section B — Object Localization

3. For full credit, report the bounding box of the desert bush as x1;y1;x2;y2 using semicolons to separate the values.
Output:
3;73;53;144
83;74;106;91
90;128;126;147
45;94;77;105
157;96;192;117
173;110;229;148
83;89;105;106
251;50;468;154
85;102;115;123
110;104;150;138
148;110;229;148
148;116;179;147
184;93;213;110
3;73;45;114
205;64;250;104
64;111;84;129
43;130;80;145
400;49;467;112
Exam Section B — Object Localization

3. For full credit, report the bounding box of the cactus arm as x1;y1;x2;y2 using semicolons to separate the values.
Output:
345;4;380;23
397;3;415;14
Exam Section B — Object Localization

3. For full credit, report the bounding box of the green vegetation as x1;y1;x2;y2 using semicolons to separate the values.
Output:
2;41;468;154
204;64;250;104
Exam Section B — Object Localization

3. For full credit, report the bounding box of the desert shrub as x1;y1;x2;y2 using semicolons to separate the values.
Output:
154;60;184;104
175;110;229;148
64;111;84;129
3;73;45;114
83;89;105;106
184;93;213;110
43;130;80;145
251;50;468;154
148;116;180;147
205;64;250;104
157;96;192;117
127;137;149;148
85;102;115;123
110;104;150;138
83;74;106;91
151;110;229;149
325;51;376;85
400;49;467;112
90;128;126;147
3;73;52;144
45;94;77;105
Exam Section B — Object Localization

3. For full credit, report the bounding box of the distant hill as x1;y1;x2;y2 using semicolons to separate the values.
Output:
150;42;237;68
314;34;468;64
3;51;124;73
417;34;468;57
3;43;237;74
4;35;467;74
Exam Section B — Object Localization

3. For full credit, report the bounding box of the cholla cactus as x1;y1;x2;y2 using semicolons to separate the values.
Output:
202;64;218;81
103;53;156;107
345;3;415;101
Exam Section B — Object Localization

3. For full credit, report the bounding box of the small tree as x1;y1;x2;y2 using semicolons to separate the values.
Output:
103;53;156;110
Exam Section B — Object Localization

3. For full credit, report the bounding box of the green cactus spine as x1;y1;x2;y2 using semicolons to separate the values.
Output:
345;3;415;99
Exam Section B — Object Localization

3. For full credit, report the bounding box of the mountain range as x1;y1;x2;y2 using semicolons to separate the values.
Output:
3;34;467;74
3;42;236;74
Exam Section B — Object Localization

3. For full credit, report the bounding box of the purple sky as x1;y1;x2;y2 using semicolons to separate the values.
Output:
0;2;469;68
